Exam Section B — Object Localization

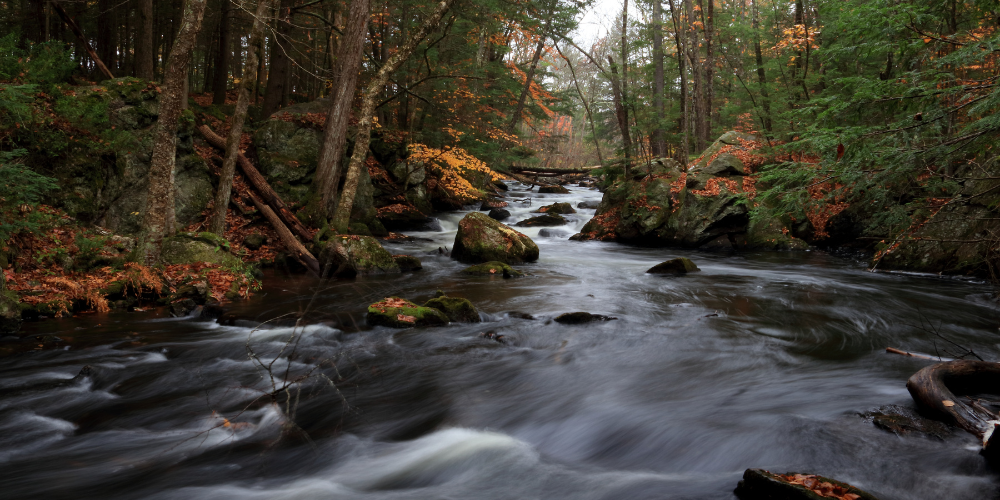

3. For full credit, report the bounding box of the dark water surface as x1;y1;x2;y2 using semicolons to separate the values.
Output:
2;183;999;499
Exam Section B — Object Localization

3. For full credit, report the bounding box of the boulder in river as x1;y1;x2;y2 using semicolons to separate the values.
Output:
461;261;523;278
451;212;539;264
734;468;880;500
516;214;567;227
538;228;571;238
488;208;511;221
393;255;423;272
538;185;570;194
533;202;576;215
577;201;600;209
647;257;700;274
423;295;480;323
554;312;617;324
367;297;448;328
320;235;401;278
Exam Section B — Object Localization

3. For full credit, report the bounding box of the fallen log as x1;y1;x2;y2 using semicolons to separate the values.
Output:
509;165;599;174
907;360;1000;459
53;4;115;81
197;125;313;243
245;189;320;275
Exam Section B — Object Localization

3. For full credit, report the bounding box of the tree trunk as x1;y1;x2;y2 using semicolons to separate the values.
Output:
651;0;666;158
207;0;271;235
619;0;630;159
704;0;714;138
332;0;456;231
668;0;688;161
52;3;115;80
751;0;771;133
245;190;321;275
554;43;603;165
137;0;155;80
140;0;207;265
607;55;632;164
684;0;705;152
261;1;293;118
506;26;548;135
97;0;117;75
213;0;232;105
313;0;372;219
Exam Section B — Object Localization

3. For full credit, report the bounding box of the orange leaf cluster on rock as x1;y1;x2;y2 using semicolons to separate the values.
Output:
776;474;861;500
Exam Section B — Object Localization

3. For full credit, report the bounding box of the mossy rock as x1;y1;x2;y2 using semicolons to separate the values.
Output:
161;232;241;266
423;295;480;323
452;212;539;264
534;202;576;215
734;468;880;500
516;214;567;227
0;283;20;335
488;208;511;221
348;222;373;237
367;297;448;328
320;235;400;278
243;233;268;250
461;261;523;278
647;257;700;274
538;185;570;194
393;254;422;272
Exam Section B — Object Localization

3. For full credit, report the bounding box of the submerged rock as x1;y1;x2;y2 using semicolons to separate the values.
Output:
734;468;880;500
393;254;423;272
516;214;567;227
577;201;600;209
161;232;241;266
538;228;571;238
451;212;539;264
320;235;401;278
423;295;480;323
554;312;617;324
367;297;448;328
461;261;523;278
860;405;952;440
534;202;576;215
538;185;570;194
647;257;700;274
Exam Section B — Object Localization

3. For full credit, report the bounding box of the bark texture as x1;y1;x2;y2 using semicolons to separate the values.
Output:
313;0;373;218
137;0;155;80
141;0;207;265
208;0;271;235
332;0;456;230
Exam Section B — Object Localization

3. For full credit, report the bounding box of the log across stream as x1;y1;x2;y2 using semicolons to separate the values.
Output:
1;183;999;499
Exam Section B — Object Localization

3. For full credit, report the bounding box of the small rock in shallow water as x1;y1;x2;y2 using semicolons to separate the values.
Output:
577;201;600;209
538;228;570;238
554;312;617;324
646;257;700;274
734;468;880;500
538;185;570;194
488;208;511;221
516;214;567;227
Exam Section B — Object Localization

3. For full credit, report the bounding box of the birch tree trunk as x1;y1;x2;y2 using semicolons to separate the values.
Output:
140;0;208;265
313;0;373;219
332;0;456;231
208;0;271;235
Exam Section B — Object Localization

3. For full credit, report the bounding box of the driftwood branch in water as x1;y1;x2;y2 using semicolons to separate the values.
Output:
52;4;115;81
885;347;948;361
245;190;320;275
509;165;599;174
906;360;1000;437
197;125;313;242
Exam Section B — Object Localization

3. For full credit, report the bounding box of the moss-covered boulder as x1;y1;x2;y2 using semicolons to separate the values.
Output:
161;232;241;266
0;272;21;335
423;295;480;323
452;212;539;264
734;469;880;500
461;261;523;278
320;235;400;278
534;202;576;215
647;257;700;274
516;214;567;227
393;254;422;272
538;185;570;194
367;297;449;328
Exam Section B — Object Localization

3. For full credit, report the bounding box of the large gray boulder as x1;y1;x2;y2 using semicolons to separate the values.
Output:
452;212;539;264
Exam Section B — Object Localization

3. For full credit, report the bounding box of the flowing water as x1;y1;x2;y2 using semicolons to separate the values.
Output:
2;183;1000;499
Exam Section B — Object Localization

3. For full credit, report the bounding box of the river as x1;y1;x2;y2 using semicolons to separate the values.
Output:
1;182;998;499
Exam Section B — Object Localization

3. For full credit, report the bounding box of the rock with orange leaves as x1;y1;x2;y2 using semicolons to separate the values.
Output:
734;468;880;500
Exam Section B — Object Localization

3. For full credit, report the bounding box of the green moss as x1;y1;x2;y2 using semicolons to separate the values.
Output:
393;254;422;272
647;257;700;274
161;233;241;266
452;212;539;264
515;214;567;227
321;235;401;277
461;261;523;278
367;297;449;328
423;295;480;323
